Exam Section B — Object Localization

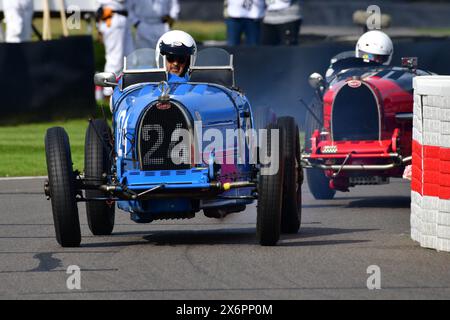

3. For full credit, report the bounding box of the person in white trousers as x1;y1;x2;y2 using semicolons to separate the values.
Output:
3;0;34;43
127;0;180;50
96;0;134;96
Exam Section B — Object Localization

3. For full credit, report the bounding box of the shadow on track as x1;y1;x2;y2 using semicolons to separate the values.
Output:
346;196;411;208
304;196;411;209
81;226;376;248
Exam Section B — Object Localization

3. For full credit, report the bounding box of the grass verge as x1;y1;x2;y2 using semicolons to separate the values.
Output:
415;27;450;36
0;119;89;177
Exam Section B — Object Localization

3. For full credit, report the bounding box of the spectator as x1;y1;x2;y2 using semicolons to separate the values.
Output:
96;0;134;96
3;0;34;43
262;0;303;46
224;0;265;46
128;0;180;50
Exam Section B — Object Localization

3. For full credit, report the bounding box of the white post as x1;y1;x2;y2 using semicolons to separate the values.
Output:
58;0;69;37
42;0;52;40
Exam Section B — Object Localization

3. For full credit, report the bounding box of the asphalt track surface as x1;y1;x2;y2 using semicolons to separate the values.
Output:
1;177;450;300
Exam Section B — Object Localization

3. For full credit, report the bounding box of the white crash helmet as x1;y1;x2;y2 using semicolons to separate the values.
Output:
355;30;393;65
155;30;197;68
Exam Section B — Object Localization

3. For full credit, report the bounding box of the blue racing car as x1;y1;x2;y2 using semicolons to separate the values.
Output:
44;39;302;248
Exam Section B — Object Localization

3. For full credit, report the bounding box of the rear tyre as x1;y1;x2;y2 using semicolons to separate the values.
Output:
85;119;115;236
257;123;284;246
277;117;303;234
306;169;336;200
45;127;81;247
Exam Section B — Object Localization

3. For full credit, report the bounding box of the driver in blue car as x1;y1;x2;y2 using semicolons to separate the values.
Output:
155;30;197;82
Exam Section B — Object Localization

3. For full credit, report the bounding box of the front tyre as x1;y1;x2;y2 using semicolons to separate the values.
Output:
257;123;284;246
306;169;336;200
85;119;115;236
45;127;81;247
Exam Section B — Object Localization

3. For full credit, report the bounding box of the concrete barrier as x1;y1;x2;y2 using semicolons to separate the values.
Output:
412;76;450;252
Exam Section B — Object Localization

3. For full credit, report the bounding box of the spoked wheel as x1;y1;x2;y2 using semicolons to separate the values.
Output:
45;127;81;247
277;117;303;234
257;123;285;246
85;119;115;236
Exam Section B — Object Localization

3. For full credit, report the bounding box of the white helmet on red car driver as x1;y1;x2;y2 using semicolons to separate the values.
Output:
155;30;197;69
355;30;393;65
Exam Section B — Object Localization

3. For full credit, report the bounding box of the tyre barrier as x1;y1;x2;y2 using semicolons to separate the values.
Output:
412;76;450;252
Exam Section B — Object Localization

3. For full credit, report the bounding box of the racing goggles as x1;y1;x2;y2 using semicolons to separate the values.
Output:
166;54;189;64
358;50;390;65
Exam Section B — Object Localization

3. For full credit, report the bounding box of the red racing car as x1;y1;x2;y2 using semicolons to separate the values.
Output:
302;52;433;199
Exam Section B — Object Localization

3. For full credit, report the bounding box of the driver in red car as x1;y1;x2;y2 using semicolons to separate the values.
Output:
155;30;197;82
355;30;394;65
324;30;394;82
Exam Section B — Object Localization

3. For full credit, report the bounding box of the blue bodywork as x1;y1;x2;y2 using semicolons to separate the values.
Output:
110;80;256;222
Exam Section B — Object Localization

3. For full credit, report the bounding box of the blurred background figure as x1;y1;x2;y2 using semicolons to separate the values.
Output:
128;0;180;50
3;0;34;43
224;0;265;46
262;0;302;46
96;0;134;96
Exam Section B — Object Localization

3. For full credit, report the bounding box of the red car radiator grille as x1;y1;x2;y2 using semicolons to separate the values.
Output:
332;83;380;141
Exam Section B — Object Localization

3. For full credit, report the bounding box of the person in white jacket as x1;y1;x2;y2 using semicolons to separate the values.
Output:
96;0;134;95
262;0;303;45
224;0;265;45
127;0;180;50
3;0;34;43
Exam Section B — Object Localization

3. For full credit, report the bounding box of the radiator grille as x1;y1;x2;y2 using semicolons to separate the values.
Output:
138;102;192;171
332;83;380;141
